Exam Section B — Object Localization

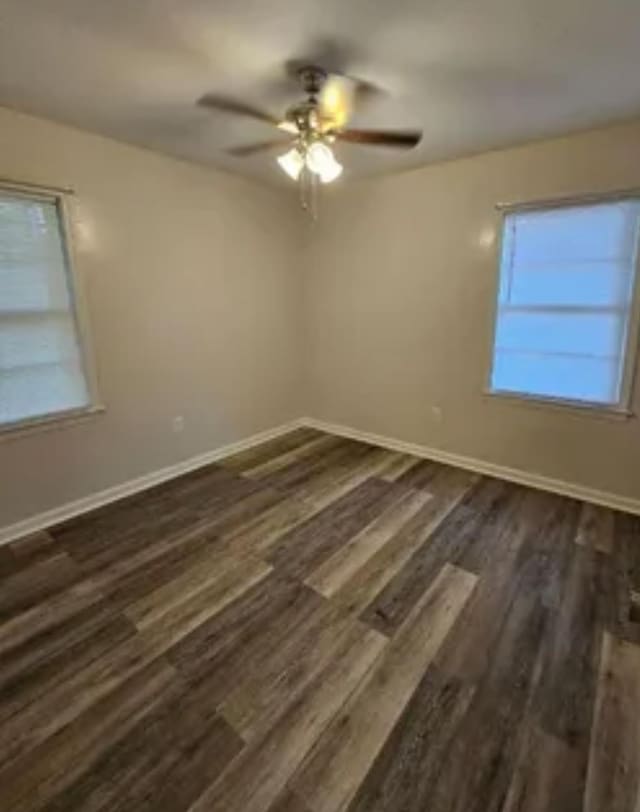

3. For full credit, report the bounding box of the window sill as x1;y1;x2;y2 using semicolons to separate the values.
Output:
483;389;634;422
0;404;106;442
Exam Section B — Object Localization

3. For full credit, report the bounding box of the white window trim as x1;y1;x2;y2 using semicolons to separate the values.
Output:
484;188;640;420
0;179;103;438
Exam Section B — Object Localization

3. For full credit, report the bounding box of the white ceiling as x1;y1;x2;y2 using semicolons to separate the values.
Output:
1;0;640;185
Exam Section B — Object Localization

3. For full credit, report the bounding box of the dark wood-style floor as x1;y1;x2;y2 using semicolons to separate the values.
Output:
1;427;639;812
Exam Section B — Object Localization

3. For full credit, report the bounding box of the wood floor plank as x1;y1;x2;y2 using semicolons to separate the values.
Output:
0;558;267;768
433;488;570;682
359;476;523;635
170;580;344;738
60;506;219;573
289;448;407;512
305;487;431;598
483;509;599;812
41;672;243;812
0;627;152;768
220;492;316;559
0;657;178;812
187;623;386;812
423;569;549;812
0;579;104;659
502;722;584;812
346;665;476;812
0;545;18;579
394;458;447;491
87;526;228;610
79;481;286;586
196;483;287;536
56;467;259;569
244;434;341;479
632;590;640;626
166;572;318;687
123;543;263;629
260;439;372;494
533;542;604;750
267;478;400;580
291;563;478;812
2;428;637;812
488;602;569;812
8;530;59;568
378;453;423;483
0;599;127;711
482;498;598;812
221;468;411;566
268;788;313;812
328;466;477;619
49;466;226;548
219;603;366;742
0;552;83;623
575;502;615;554
221;427;323;474
612;511;640;642
584;631;640;812
135;556;272;644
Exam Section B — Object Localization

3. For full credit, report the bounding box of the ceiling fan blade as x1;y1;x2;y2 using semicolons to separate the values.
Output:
319;75;386;131
336;129;422;149
227;140;292;157
352;77;385;106
198;94;280;127
319;76;353;130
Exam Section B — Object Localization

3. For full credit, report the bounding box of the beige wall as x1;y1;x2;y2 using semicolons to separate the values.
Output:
3;108;640;531
0;106;301;528
304;121;640;502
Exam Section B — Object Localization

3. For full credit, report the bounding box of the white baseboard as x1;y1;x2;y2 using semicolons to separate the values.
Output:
4;413;638;547
300;417;640;516
0;419;305;546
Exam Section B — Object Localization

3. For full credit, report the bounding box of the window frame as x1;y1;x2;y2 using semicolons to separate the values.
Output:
485;189;640;418
0;179;103;437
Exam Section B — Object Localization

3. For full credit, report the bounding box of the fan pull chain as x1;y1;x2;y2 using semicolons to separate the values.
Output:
299;166;319;220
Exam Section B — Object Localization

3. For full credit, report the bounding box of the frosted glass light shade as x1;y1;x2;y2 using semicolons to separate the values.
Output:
306;142;333;174
318;159;342;183
277;148;304;180
305;142;343;183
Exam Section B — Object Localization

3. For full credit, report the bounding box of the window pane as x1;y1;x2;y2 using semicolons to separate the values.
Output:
0;196;72;311
495;311;624;358
0;315;82;369
505;266;633;308
0;362;88;425
0;190;90;426
507;203;638;266
491;351;621;404
491;199;640;407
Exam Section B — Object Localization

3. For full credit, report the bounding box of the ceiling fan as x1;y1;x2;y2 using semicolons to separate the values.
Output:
197;65;422;211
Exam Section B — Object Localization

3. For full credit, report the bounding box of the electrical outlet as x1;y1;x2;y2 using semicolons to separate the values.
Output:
172;415;185;433
431;405;443;423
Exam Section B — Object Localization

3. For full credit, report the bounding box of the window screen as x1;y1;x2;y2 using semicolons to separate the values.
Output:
0;189;91;427
490;199;640;407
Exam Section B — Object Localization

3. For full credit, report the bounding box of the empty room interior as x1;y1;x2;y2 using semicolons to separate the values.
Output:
2;1;640;810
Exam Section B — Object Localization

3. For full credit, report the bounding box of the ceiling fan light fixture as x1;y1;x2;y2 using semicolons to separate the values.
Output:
305;141;342;183
277;147;304;180
305;141;333;174
277;120;299;135
318;157;343;183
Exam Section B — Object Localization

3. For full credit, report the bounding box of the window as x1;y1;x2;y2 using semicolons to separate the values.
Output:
0;184;97;430
489;197;640;410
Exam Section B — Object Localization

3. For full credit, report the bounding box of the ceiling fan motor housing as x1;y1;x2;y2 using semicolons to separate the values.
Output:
285;100;321;138
297;65;328;97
